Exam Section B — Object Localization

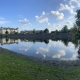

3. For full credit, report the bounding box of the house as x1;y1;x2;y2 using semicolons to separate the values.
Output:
20;30;44;34
0;27;19;34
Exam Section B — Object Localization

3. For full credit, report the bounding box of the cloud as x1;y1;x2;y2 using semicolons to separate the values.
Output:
36;47;49;53
61;54;78;60
52;50;66;58
0;17;4;20
48;16;75;31
36;47;49;58
19;45;30;51
0;17;10;24
48;23;61;31
51;11;64;20
35;15;48;23
35;11;48;23
19;19;30;25
0;21;10;24
66;20;73;25
59;3;76;14
69;0;80;7
62;16;74;26
42;11;45;16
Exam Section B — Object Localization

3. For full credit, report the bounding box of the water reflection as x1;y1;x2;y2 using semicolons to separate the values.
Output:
52;50;66;58
20;39;49;44
19;45;31;51
0;38;80;60
0;38;18;45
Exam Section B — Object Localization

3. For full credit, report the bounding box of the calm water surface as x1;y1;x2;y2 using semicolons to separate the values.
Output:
0;38;79;61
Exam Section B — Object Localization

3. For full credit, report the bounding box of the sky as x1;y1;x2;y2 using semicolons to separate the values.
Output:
0;0;80;32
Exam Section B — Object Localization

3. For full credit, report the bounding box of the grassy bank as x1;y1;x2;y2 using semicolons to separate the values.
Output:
0;47;80;80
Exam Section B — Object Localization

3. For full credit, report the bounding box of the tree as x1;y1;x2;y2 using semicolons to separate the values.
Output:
51;31;55;33
71;24;78;34
44;28;49;33
76;9;80;32
40;30;43;34
62;39;69;46
61;25;68;33
5;31;9;34
33;29;35;33
55;30;58;33
44;39;49;44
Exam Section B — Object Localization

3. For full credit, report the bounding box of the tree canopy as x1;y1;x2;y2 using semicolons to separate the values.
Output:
76;9;80;30
61;25;68;33
44;28;49;33
5;31;9;34
71;24;78;34
33;29;35;33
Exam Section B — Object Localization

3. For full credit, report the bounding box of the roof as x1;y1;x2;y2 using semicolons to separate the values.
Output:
0;27;18;30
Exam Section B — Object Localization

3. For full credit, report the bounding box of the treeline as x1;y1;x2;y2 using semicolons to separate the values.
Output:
51;24;78;34
20;28;49;34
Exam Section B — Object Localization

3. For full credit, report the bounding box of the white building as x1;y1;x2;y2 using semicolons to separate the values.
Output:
0;27;19;34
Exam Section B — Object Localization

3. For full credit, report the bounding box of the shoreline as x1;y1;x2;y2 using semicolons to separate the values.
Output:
1;47;80;69
1;47;80;80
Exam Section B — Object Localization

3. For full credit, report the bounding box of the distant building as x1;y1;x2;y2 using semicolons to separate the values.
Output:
20;30;44;34
0;27;19;34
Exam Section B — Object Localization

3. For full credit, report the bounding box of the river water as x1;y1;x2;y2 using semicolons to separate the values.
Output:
0;38;79;61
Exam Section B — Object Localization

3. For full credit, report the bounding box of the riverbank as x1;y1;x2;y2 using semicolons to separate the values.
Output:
0;33;74;39
0;47;80;80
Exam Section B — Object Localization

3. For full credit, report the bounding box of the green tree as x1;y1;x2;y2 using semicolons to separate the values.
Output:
76;9;80;32
55;30;58;33
5;31;9;34
71;24;78;34
40;30;43;34
33;29;35;33
61;25;68;33
62;39;69;46
51;31;55;33
44;28;49;33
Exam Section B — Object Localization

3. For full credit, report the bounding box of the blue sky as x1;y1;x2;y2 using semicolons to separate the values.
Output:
0;0;80;31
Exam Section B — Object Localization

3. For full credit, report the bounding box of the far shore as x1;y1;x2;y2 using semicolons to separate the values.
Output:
0;33;74;39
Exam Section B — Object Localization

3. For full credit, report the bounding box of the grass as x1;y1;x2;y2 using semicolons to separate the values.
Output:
0;48;80;80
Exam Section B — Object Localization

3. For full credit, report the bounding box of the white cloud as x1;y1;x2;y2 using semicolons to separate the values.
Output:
19;45;30;51
69;0;80;7
52;50;66;58
0;21;10;24
35;15;48;23
0;17;4;20
66;20;73;25
19;19;30;25
0;17;10;24
64;16;74;25
48;23;61;31
48;16;74;32
59;3;76;14
36;47;49;54
36;47;49;58
35;11;48;23
51;11;64;20
42;11;45;15
61;54;78;60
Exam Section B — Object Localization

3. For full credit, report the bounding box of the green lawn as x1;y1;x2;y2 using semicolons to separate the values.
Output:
0;48;80;80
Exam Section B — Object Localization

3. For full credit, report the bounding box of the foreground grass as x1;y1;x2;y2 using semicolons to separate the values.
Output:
0;48;80;80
